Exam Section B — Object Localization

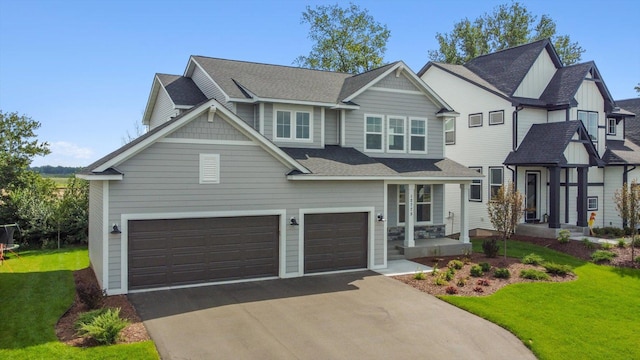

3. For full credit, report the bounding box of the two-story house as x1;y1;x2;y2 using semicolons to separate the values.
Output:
79;57;481;294
419;39;637;237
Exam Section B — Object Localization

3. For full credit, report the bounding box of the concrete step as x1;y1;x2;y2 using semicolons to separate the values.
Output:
388;253;406;261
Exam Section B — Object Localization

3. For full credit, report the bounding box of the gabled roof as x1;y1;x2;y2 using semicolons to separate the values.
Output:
504;121;601;166
282;146;481;180
538;63;593;107
617;98;640;145
156;74;207;106
602;139;640;165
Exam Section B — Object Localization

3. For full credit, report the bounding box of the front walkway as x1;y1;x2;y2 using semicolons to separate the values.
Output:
374;259;432;276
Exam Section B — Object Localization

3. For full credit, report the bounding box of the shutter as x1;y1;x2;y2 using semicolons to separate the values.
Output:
199;154;220;184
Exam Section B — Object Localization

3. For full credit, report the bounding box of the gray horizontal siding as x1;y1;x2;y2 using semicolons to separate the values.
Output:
325;109;339;145
88;181;104;288
375;73;418;91
235;103;257;129
149;88;175;129
191;65;232;110
167;113;248;141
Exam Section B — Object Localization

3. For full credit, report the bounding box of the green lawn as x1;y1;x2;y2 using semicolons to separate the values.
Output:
441;239;640;360
0;247;158;359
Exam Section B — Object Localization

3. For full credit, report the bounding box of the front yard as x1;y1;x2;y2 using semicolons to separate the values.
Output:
0;247;158;359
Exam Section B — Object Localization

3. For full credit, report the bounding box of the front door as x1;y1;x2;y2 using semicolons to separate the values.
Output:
525;172;539;222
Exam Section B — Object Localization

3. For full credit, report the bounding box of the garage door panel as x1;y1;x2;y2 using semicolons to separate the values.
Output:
128;215;279;290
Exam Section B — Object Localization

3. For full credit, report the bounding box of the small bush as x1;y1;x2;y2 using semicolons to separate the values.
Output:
445;286;458;295
476;278;490;286
522;253;544;265
74;308;108;330
413;271;426;280
444;268;456;281
557;229;571;244
582;238;595;250
456;277;467;287
470;264;484;277
447;259;464;270
600;242;613;250
433;274;448;286
482;238;500;258
472;286;484;293
632;237;640;248
494;268;511;279
77;280;105;310
76;308;129;345
479;262;491;272
591;250;617;263
431;265;440;277
520;269;551;281
635;256;640;264
592;227;625;237
543;262;573;276
617;239;627;248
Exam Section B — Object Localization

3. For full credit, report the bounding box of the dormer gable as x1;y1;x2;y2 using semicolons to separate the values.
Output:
512;46;559;98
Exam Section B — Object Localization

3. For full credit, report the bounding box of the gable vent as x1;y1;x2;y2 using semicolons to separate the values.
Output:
199;154;220;184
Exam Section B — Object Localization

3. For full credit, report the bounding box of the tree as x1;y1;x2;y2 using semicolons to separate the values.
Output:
0;110;50;192
121;120;146;144
487;182;525;261
614;180;640;261
635;83;640;95
429;2;585;65
294;3;391;74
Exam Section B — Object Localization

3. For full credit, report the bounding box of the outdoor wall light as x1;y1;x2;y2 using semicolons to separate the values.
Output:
110;224;122;234
377;213;386;222
290;217;299;226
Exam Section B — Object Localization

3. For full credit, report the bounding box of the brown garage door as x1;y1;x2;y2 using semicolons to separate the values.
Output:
128;215;279;290
304;212;368;274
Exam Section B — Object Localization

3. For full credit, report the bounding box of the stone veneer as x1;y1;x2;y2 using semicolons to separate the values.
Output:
387;224;446;241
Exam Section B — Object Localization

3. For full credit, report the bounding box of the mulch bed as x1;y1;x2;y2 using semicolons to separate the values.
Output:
55;267;150;347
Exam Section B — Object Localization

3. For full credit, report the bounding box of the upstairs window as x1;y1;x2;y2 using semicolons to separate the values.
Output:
409;118;427;153
444;118;455;145
276;111;291;138
296;112;310;139
469;113;482;127
578;110;598;144
387;116;406;152
607;118;617;135
489;167;503;200
365;115;383;151
489;110;504;125
275;109;312;141
469;167;482;202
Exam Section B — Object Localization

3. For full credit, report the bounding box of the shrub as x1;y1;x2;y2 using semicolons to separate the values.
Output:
494;268;511;279
472;286;484;293
632;237;640;248
470;264;484;277
482;238;500;258
591;250;617;263
444;268;456;281
557;229;571;244
447;259;464;270
617;239;627;248
445;286;458;295
592;227;625;237
522;253;545;265
634;256;640;264
77;280;105;309
543;262;573;276
600;242;613;250
476;278;490;286
74;308;108;330
456;277;467;287
433;274;448;286
431;264;440;277
479;262;491;272
582;238;595;250
520;269;551;281
413;271;426;280
76;308;129;345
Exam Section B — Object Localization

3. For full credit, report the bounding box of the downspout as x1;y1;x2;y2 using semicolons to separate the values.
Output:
565;168;570;224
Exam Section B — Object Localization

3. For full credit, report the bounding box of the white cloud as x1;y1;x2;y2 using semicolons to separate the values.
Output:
30;141;95;167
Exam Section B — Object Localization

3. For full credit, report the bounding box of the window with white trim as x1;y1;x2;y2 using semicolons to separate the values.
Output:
398;185;406;224
607;118;616;135
444;118;455;145
409;118;427;153
199;154;220;184
387;116;406;152
365;115;383;151
489;167;503;200
578;110;598;144
469;113;482;127
275;109;311;141
587;196;598;211
469;167;482;202
489;110;504;125
398;185;432;224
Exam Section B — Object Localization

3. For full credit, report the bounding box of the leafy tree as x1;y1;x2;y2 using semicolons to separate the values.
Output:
57;177;89;244
614;180;640;261
635;83;640;95
429;2;584;65
487;182;524;261
0;110;50;192
295;3;391;74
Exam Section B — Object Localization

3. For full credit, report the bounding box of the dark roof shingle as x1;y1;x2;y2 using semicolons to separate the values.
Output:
157;74;207;106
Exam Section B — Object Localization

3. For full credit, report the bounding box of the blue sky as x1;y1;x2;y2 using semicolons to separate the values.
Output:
1;0;638;167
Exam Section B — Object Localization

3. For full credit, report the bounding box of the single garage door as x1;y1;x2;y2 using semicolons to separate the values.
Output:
128;215;279;290
304;212;368;273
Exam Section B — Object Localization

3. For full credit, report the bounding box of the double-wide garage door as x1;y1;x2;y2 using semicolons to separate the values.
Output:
128;216;279;291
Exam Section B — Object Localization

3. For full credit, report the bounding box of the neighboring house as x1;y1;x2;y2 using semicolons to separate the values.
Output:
79;57;480;295
419;39;637;237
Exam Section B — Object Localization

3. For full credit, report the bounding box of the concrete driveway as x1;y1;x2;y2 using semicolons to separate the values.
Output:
130;271;535;360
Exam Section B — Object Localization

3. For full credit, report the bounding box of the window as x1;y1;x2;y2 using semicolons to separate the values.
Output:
398;184;432;224
275;109;311;141
365;115;384;151
469;167;482;202
469;113;482;127
489;167;503;200
587;197;598;211
409;118;427;153
444;118;455;145
387;116;406;152
199;154;220;184
607;118;616;135
578;110;598;144
489;110;504;125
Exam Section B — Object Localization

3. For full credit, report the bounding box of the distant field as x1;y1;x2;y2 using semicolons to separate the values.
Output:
45;176;72;187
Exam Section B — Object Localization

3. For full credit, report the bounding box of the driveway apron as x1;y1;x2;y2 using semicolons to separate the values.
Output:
130;271;536;360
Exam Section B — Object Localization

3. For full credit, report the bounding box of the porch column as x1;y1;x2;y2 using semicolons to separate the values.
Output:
405;184;415;247
548;166;561;228
459;183;470;243
577;167;588;227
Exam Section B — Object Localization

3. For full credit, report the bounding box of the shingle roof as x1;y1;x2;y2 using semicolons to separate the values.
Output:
157;73;207;106
602;139;640;165
338;62;399;101
282;146;481;178
616;98;640;145
504;121;600;166
539;63;593;106
426;62;508;98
